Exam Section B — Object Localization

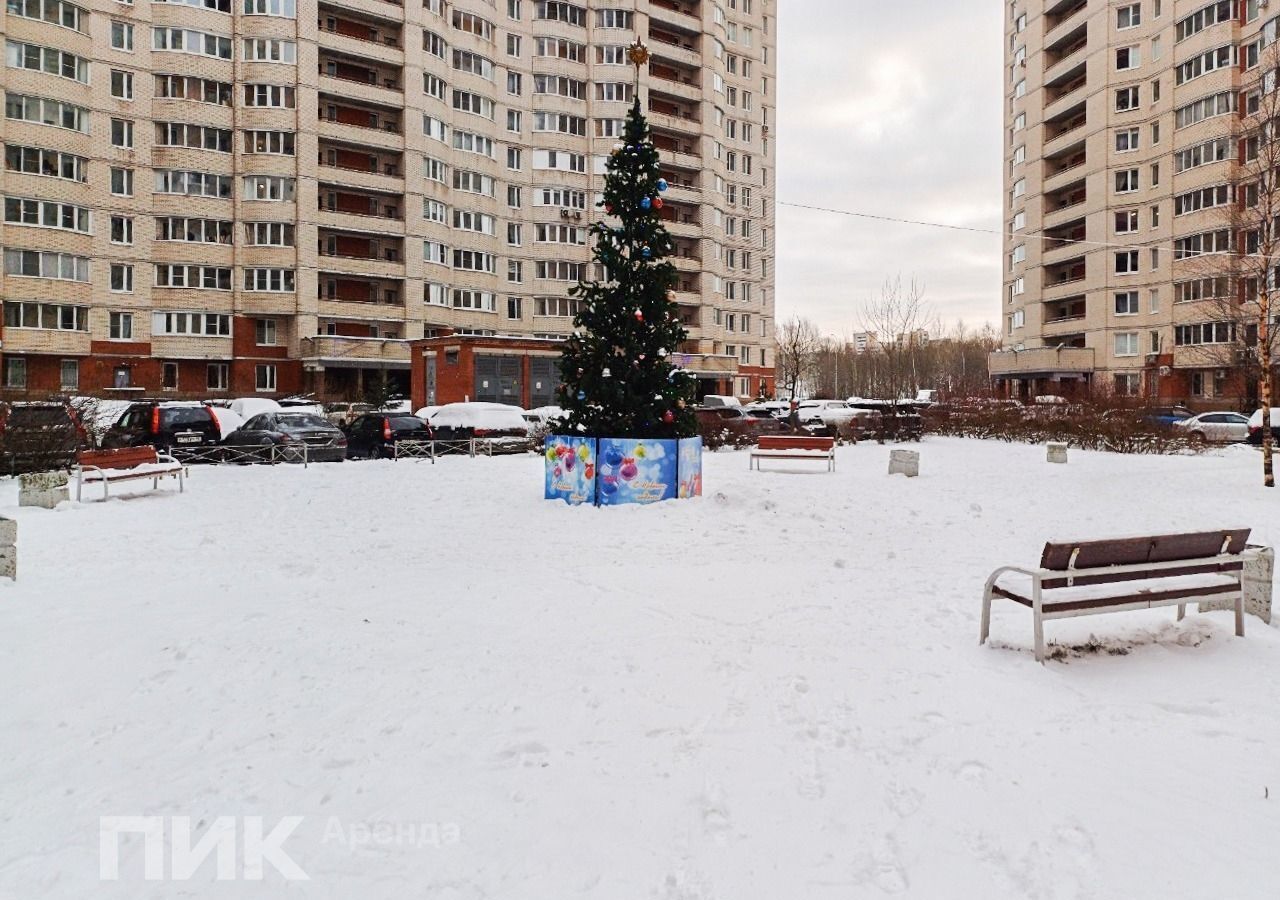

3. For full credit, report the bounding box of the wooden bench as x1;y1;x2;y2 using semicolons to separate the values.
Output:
749;435;836;472
982;529;1252;663
74;447;185;502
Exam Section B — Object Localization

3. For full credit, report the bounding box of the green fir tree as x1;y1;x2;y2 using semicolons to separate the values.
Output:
556;97;699;440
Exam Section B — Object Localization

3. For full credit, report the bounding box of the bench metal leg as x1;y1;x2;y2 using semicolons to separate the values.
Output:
1176;603;1186;622
1032;586;1046;664
1236;594;1246;637
979;588;993;645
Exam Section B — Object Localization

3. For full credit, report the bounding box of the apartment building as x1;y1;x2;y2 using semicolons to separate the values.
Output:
992;0;1269;407
0;0;776;402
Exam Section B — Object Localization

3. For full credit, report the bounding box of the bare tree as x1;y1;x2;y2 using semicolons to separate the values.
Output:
859;276;938;406
1186;42;1280;487
774;316;822;400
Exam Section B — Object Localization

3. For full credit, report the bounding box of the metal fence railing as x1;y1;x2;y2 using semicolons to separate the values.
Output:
392;439;436;462
170;443;310;467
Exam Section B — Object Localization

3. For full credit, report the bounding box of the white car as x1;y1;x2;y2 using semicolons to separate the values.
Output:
1173;411;1250;444
701;395;742;409
230;397;281;421
797;399;859;428
1247;407;1280;445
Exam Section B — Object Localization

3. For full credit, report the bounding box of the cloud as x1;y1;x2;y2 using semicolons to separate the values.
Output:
775;0;1004;334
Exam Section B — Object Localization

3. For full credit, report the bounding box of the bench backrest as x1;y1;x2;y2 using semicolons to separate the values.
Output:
78;446;158;470
756;436;834;451
1040;528;1250;588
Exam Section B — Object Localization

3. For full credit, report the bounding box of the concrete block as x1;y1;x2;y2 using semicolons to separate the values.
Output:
1201;545;1274;624
1047;442;1068;464
888;449;919;478
0;516;14;580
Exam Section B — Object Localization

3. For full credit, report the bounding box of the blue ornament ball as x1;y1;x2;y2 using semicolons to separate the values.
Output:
641;246;652;258
576;390;586;401
604;448;624;468
600;478;619;497
657;179;669;192
640;197;652;210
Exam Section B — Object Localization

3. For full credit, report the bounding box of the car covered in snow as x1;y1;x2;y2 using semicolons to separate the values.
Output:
1172;411;1250;444
1247;407;1280;445
223;411;347;462
0;401;91;474
797;400;860;431
428;402;530;451
229;397;281;422
700;394;742;409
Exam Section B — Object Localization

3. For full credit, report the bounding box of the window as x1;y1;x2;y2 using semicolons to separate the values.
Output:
1115;250;1140;274
452;89;495;119
450;289;496;311
152;311;232;334
423;198;447;223
424;30;447;59
1175;137;1231;173
452;49;494;80
3;197;90;233
1117;3;1141;28
507;34;521;57
1115;209;1139;233
154;266;233;291
507;260;523;283
207;364;229;391
255;318;277;345
110;263;134;293
534;1;585;26
111;21;134;51
507;223;522;246
156;0;230;9
244;0;295;16
3;248;89;282
534;296;585;317
155;121;233;151
1115;169;1140;193
256;365;277;392
1151;121;1160;145
1150;162;1160;187
1176;43;1237;85
532;111;585;134
1114;373;1141;396
1115;332;1139;356
452;8;495;40
507;109;522;132
3;145;87;182
1115;127;1140;152
1116;46;1140;70
535;260;584;281
5;94;89;133
242;175;296;201
535;36;584;60
1174;91;1235;129
1174;229;1233;259
452;129;495;158
424;73;447;100
1115;86;1140;111
244;268;295;292
243;221;293;246
243;130;295;155
5;358;26;389
423;241;448;264
111;215;133;244
109;167;133;196
156;74;232;105
109;311;133;340
109;118;134;148
110;70;134;99
59;359;78;391
1177;1;1238;42
6;41;90;82
1174;183;1232;216
3;301;88;331
507;185;522;207
507;147;522;170
8;0;87;31
507;296;522;319
533;223;585;245
507;71;522;95
155;169;232;198
160;362;179;391
243;84;295;107
152;27;233;59
242;38;296;62
1175;322;1237;346
452;209;495;234
1115;291;1140;315
533;73;585;98
452;249;495;273
451;169;494;196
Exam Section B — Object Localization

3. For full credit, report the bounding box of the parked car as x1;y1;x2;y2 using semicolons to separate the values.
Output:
700;394;742;409
1173;412;1250;444
523;405;566;440
223;411;347;462
746;400;790;418
230;397;281;422
325;402;374;428
429;402;529;451
1143;406;1195;428
277;396;326;416
101;401;225;453
695;405;783;441
0;401;91;474
1247;408;1280;445
343;413;433;459
797;399;860;433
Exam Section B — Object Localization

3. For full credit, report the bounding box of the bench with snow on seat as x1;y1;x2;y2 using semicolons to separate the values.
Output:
981;528;1254;663
73;447;186;502
748;435;836;472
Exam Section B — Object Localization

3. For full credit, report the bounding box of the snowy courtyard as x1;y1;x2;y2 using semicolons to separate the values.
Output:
2;437;1279;899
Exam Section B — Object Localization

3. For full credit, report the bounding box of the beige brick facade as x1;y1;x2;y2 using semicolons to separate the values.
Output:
0;0;776;401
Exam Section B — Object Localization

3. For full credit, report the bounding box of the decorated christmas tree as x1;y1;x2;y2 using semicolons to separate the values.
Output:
556;80;699;440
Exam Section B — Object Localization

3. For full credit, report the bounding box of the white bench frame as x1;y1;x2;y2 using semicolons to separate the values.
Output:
74;452;186;502
749;442;836;472
981;549;1249;663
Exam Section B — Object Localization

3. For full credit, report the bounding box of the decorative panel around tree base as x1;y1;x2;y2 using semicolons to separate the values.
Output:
544;436;702;507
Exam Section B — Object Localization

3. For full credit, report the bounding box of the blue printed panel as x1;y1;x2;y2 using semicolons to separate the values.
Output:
678;437;703;499
596;438;678;506
544;436;597;505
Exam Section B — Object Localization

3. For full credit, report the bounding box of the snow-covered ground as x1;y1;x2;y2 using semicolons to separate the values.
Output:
2;438;1279;899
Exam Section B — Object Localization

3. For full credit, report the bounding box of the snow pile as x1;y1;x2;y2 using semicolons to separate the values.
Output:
429;402;527;430
1;438;1278;899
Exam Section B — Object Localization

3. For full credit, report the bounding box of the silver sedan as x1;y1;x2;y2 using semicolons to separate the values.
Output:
1174;411;1250;444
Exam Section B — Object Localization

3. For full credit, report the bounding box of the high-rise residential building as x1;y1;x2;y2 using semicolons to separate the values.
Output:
0;0;776;402
992;0;1269;407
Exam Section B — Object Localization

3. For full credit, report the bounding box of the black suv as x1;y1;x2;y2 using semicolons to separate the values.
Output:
343;413;432;459
101;401;223;452
0;401;90;474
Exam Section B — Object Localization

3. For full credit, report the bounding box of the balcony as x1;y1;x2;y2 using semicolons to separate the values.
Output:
319;273;405;306
1044;177;1086;219
317;5;403;50
1043;218;1086;257
1043;294;1087;325
647;100;700;135
648;26;700;68
1044;100;1086;146
1044;61;1087;111
677;302;702;329
989;345;1095;376
1043;141;1086;181
301;334;411;368
1044;23;1087;73
649;60;701;100
318;141;404;189
1045;0;1088;42
318;186;404;225
319;52;403;94
675;351;738;377
651;130;700;165
1044;255;1087;291
319;96;402;135
0;328;91;355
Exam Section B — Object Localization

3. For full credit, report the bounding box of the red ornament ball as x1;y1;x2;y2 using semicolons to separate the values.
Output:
633;309;643;321
653;197;664;209
604;203;613;214
662;410;675;424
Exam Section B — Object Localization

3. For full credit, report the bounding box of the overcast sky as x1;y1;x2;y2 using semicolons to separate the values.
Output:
774;0;1005;336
